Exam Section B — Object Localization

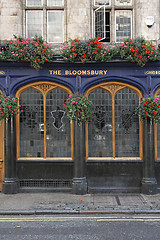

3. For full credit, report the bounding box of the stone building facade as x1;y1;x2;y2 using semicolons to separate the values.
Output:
0;0;159;44
0;1;160;195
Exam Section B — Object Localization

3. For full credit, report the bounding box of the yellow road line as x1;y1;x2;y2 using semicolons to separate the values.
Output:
0;216;160;222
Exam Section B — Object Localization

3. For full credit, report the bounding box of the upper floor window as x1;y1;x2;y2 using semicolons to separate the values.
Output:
25;0;64;43
94;0;132;42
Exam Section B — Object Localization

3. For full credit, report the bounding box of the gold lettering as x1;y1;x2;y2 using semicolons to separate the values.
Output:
65;70;69;75
103;70;107;75
99;70;103;75
87;70;90;75
49;70;53;75
58;70;61;75
72;70;77;75
77;70;81;75
82;70;86;75
91;70;95;75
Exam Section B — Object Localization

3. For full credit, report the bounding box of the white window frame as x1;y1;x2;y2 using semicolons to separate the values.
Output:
94;5;106;41
115;0;132;6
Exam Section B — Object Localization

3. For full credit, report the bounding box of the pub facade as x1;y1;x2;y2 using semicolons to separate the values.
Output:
0;59;160;194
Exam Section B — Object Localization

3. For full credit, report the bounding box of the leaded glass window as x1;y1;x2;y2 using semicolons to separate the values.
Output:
18;84;72;160
88;88;112;157
25;0;64;43
116;10;132;42
94;0;133;42
86;83;142;160
19;88;44;157
115;88;140;157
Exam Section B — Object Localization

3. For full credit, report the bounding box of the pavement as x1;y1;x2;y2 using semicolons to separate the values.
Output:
0;192;160;215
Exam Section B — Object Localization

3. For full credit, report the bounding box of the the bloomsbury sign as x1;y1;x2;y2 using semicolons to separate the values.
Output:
49;69;108;76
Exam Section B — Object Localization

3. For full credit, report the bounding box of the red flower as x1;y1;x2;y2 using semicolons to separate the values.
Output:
153;110;157;115
139;55;142;59
146;101;149;104
37;59;40;62
73;52;77;56
94;50;97;54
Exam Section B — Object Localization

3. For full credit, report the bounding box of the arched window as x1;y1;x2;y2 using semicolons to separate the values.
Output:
86;82;143;160
16;82;73;160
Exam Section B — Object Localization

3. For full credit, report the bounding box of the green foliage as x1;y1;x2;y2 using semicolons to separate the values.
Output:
136;95;160;123
64;93;94;125
0;95;22;120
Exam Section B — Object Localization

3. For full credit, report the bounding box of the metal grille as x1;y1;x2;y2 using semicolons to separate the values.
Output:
19;179;72;188
115;88;140;157
88;88;112;157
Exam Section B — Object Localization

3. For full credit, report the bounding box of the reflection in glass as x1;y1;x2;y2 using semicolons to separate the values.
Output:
116;10;132;42
46;88;71;157
19;88;44;157
88;88;112;157
115;88;139;157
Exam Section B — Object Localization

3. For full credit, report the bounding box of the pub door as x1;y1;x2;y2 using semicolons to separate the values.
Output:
0;119;4;192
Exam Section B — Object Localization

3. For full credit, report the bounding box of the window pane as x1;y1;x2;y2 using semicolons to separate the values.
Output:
94;0;110;6
26;0;42;6
115;88;140;157
46;88;71;158
19;88;44;158
26;11;43;38
88;88;112;157
115;0;132;6
47;11;64;42
116;10;132;42
47;0;64;6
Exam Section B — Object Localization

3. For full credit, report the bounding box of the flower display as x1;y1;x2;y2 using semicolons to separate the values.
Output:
0;36;53;70
119;37;159;67
64;93;94;125
60;37;115;63
0;95;23;120
136;95;160;123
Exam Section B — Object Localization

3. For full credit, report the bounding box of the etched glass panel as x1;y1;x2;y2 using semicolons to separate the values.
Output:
47;0;64;6
115;88;139;157
46;88;71;157
94;0;110;6
47;11;64;42
19;88;44;157
115;0;132;6
88;88;112;157
116;10;132;42
26;11;43;38
26;0;42;6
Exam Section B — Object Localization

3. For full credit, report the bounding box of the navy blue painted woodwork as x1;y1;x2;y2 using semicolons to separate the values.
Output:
1;61;160;97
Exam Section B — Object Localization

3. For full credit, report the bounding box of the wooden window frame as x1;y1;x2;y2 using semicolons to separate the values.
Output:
85;82;143;161
15;82;73;161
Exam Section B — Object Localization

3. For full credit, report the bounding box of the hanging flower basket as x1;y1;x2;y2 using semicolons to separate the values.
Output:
0;95;23;120
64;93;94;125
136;95;160;123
